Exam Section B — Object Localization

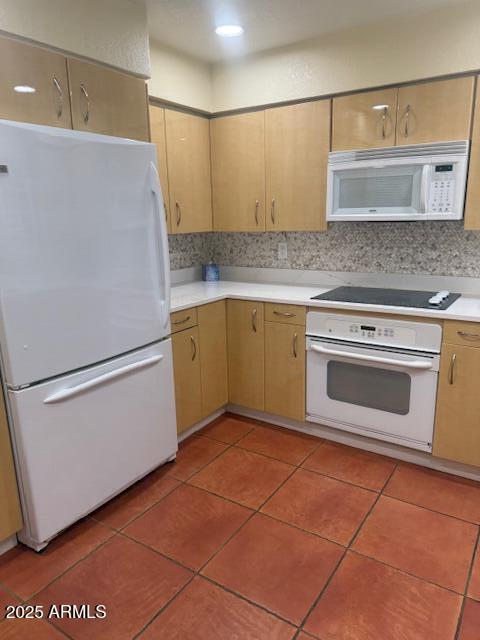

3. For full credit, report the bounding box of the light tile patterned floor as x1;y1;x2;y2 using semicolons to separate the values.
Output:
1;413;479;639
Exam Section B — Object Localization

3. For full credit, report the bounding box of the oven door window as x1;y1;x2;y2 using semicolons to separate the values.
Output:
327;361;411;415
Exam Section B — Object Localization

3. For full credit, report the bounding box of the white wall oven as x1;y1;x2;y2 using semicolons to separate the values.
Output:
306;312;442;452
326;140;469;221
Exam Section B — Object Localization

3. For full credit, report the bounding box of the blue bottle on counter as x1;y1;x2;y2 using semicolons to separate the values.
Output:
202;261;220;281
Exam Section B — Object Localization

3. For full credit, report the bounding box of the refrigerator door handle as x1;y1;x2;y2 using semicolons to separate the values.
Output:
149;161;171;330
43;355;164;404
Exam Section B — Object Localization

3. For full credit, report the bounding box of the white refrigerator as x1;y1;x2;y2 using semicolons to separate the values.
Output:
0;120;177;550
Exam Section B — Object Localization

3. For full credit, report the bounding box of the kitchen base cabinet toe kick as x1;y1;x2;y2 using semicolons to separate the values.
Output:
170;298;480;482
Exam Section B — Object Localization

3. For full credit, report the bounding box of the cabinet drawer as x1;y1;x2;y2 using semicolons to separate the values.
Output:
170;308;197;333
265;303;306;326
443;321;480;348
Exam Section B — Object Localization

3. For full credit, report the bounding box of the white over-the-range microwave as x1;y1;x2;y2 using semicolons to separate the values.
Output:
326;140;469;222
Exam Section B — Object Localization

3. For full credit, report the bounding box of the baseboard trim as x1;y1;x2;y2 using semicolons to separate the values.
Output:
0;535;17;556
227;404;480;482
177;407;227;443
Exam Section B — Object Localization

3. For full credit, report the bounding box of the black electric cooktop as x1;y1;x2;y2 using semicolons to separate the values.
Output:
311;286;461;310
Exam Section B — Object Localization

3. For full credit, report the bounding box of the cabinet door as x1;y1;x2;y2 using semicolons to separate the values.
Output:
265;100;330;231
332;88;398;151
265;322;305;421
396;77;474;146
198;301;228;417
0;37;71;129
211;111;266;231
165;110;212;234
227;300;264;411
172;327;202;434
464;78;480;230
67;58;149;141
149;105;171;232
433;343;480;467
0;392;22;541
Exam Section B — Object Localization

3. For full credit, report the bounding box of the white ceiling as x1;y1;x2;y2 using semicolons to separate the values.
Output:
145;0;465;63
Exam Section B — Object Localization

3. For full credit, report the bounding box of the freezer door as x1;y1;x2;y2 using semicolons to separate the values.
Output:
8;340;177;548
0;120;170;387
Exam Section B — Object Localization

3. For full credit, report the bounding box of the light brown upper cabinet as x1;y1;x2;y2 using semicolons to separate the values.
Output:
211;111;266;231
165;110;213;234
227;300;265;411
332;88;398;151
149;105;171;232
396;77;474;145
68;58;149;141
265;100;330;231
0;37;71;129
464;78;480;230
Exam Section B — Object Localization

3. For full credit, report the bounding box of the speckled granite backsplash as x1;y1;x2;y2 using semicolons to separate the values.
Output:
169;222;480;278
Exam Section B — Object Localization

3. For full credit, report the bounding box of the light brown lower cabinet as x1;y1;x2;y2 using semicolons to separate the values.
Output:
227;300;265;411
171;326;202;434
433;342;480;467
0;392;22;541
198;302;228;417
265;322;305;421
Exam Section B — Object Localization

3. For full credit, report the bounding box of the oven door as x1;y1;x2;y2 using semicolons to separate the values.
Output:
306;338;439;452
326;158;427;221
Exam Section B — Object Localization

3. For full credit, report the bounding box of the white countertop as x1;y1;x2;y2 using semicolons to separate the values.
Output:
171;280;480;322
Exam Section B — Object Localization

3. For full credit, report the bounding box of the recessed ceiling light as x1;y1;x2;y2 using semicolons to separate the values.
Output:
215;24;244;37
14;85;36;94
372;104;389;110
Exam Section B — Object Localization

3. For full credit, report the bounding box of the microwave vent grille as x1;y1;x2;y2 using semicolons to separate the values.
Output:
329;140;469;164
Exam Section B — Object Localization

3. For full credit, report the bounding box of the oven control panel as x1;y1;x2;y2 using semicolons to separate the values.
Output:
326;318;416;346
306;312;442;352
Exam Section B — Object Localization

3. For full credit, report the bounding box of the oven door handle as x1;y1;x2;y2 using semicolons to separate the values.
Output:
309;343;433;370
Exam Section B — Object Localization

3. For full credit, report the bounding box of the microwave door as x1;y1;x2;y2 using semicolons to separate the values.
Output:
328;160;426;221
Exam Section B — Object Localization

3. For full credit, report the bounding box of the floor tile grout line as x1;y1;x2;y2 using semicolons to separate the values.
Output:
295;464;390;494
463;527;480;597
380;490;480;527
348;548;470;598
10;524;118;605
90;477;181;534
454;595;467;640
298;547;348;631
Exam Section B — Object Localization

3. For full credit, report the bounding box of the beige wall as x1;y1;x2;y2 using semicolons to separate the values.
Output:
212;0;480;112
148;40;212;112
0;0;150;76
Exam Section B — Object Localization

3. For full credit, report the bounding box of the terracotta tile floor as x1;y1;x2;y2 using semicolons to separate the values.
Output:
1;412;479;640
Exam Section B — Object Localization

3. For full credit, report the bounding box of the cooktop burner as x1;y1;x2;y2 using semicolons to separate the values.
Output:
311;286;461;310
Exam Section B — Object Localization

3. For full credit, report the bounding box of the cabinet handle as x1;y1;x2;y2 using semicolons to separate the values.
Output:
402;104;411;138
80;83;90;125
448;352;456;385
273;310;295;318
190;335;197;361
175;201;181;227
172;315;191;325
252;308;257;333
381;106;388;139
270;198;276;224
457;331;480;341
254;199;260;226
52;76;63;119
292;332;298;358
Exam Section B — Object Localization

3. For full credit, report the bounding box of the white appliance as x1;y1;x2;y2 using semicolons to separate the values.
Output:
0;120;177;550
306;311;442;452
326;140;469;221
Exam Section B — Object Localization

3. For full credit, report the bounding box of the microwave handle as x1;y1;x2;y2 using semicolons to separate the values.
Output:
420;165;431;213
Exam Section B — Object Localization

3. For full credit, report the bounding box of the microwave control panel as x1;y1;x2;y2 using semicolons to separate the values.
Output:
428;164;456;213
